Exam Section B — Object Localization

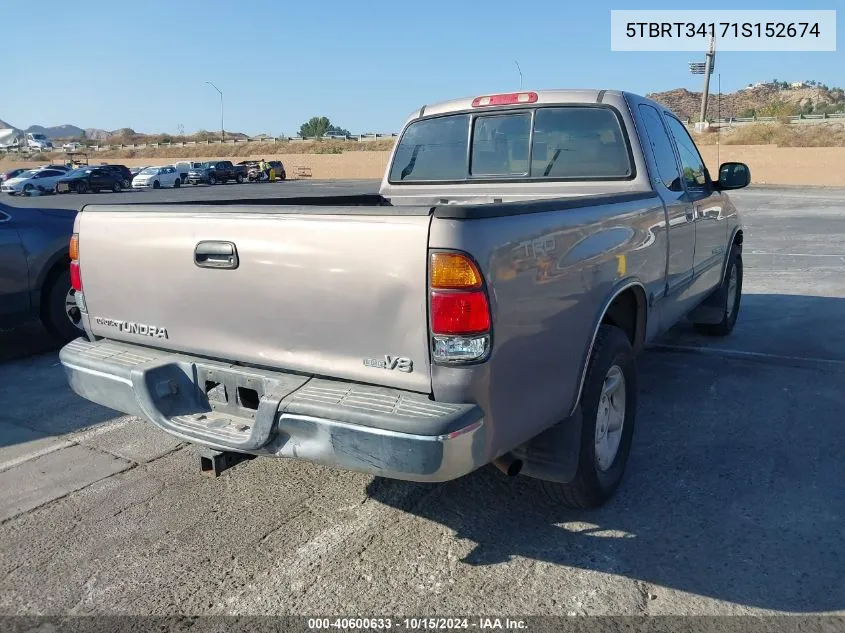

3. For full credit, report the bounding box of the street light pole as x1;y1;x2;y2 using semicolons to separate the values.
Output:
206;81;223;141
698;34;716;126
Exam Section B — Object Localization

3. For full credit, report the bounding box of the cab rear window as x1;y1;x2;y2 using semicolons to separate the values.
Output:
388;106;632;183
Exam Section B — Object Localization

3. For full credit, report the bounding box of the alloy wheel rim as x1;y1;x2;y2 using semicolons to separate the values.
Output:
65;288;82;329
594;365;626;472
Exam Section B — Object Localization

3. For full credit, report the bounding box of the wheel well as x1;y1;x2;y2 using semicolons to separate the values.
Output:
39;256;70;313
601;286;647;354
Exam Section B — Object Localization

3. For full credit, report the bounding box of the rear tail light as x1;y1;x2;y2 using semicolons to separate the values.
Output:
70;261;82;292
429;252;491;363
431;292;490;334
471;92;538;107
69;233;82;292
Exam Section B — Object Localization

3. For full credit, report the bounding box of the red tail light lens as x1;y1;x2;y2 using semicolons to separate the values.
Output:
431;291;490;335
70;261;82;291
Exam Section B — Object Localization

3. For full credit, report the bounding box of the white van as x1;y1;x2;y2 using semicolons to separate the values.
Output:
26;133;54;151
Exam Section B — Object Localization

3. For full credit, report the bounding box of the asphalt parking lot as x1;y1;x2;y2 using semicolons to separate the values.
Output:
1;184;844;616
4;177;379;210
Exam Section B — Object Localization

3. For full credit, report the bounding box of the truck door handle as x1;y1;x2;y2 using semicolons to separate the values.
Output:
194;241;239;269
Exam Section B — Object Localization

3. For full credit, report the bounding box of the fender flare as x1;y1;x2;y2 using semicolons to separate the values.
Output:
721;225;744;281
568;278;647;418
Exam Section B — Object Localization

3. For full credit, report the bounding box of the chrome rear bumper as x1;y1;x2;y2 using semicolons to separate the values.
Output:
60;338;487;482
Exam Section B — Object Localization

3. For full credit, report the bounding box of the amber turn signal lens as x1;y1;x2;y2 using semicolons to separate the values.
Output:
69;234;79;261
430;252;482;289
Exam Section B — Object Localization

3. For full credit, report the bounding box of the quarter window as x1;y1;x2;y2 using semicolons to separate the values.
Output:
637;104;683;191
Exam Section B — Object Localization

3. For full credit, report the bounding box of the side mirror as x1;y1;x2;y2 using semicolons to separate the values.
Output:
716;162;750;190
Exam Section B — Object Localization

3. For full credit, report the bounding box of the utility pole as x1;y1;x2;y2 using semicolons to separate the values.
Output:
206;81;224;141
699;34;716;127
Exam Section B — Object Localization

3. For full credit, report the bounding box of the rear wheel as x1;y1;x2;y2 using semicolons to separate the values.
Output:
41;269;83;342
540;325;637;509
153;180;160;189
173;178;181;188
694;251;743;337
77;180;88;194
236;173;244;184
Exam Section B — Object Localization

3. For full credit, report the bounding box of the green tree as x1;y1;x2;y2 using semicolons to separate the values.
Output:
298;117;351;138
299;116;331;139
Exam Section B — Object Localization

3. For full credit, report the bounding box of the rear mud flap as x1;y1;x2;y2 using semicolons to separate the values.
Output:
512;406;583;484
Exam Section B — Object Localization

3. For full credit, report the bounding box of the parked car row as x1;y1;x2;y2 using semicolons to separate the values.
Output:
1;157;288;195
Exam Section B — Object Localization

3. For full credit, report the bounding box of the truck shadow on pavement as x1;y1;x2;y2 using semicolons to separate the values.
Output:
0;327;116;444
367;293;845;613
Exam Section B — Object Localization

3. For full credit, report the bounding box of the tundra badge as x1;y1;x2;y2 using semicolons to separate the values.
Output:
363;355;414;373
94;317;168;339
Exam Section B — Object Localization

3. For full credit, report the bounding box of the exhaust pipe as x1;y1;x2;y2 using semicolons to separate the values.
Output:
493;452;523;477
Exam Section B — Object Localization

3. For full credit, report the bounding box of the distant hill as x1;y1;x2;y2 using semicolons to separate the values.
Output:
26;124;85;139
84;128;111;141
648;83;845;120
0;119;21;132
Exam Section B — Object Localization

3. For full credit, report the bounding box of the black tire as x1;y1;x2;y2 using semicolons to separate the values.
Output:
41;269;83;342
207;175;215;185
174;178;181;188
541;325;637;509
112;180;122;193
279;171;286;181
694;251;743;336
236;173;244;184
77;181;88;194
153;180;160;189
23;184;33;194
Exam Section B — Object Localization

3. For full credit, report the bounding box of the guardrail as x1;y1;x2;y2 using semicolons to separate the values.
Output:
684;112;845;126
53;134;401;153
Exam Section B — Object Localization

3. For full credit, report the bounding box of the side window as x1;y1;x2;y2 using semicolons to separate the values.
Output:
664;115;708;191
638;105;682;191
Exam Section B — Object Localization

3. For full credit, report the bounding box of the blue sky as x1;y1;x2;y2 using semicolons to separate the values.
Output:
2;0;841;136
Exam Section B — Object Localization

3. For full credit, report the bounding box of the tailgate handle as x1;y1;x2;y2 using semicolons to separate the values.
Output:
195;241;239;269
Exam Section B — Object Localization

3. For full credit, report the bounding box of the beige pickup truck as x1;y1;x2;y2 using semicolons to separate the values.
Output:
60;89;749;508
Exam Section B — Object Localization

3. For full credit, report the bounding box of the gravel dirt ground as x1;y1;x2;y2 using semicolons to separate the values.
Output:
0;185;843;617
